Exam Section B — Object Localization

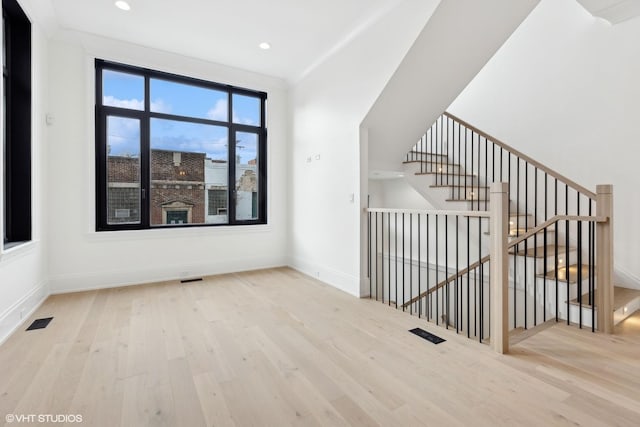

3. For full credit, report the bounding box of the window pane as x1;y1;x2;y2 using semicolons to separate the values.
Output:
150;78;228;121
235;132;259;221
232;94;260;126
103;70;144;110
107;116;141;225
150;118;228;226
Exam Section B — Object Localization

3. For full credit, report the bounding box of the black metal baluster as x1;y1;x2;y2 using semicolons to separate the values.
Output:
402;212;405;311
479;217;483;342
471;132;475;210
439;116;444;186
395;212;398;309
388;212;391;306
590;200;595;332
467;216;471;338
577;194;583;328
555;178;559;322
445;214;449;329
524;161;528;329
427;214;430;320
381;212;384;304
476;133;481;211
465;128;468;202
543;173;548;322
513;158;518;329
485;137;488;210
456;216;459;333
368;210;371;287
418;213;421;318
410;213;413;315
458;122;462;200
375;212;379;301
533;167;538;326
435;214;439;325
469;216;473;337
565;185;570;325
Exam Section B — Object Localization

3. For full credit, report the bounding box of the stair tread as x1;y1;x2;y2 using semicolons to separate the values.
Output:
570;286;640;310
509;244;574;258
539;264;592;284
430;184;489;189
407;150;447;157
445;198;489;205
403;161;462;167
417;172;477;178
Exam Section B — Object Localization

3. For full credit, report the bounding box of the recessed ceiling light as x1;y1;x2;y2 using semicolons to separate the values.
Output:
259;42;271;50
115;1;131;11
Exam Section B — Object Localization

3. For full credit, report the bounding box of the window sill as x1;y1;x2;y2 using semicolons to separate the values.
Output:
0;240;37;262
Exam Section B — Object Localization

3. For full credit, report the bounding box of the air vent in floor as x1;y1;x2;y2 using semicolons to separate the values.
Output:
26;317;53;331
409;327;446;344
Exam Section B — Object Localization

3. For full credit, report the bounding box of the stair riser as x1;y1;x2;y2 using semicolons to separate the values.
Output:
422;174;480;186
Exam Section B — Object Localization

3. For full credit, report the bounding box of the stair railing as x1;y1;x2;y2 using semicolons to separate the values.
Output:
370;113;615;350
366;184;613;353
367;208;491;342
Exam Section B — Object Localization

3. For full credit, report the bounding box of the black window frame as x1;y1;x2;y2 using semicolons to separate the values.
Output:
95;59;267;232
2;0;31;249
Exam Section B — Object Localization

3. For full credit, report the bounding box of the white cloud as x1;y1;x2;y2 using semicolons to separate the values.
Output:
151;99;172;114
104;95;144;110
103;96;172;114
207;99;228;121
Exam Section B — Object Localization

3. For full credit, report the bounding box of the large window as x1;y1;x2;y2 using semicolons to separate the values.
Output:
2;0;31;249
95;60;267;231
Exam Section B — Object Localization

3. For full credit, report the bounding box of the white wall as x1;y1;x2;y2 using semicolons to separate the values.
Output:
449;0;640;288
46;32;288;293
289;0;440;296
0;0;49;344
369;178;434;210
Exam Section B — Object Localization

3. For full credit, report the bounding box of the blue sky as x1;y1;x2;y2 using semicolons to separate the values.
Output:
104;70;259;163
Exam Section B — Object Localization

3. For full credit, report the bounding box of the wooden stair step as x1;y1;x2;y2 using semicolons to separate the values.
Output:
407;150;448;158
538;264;592;284
430;184;489;189
416;172;477;178
404;161;462;167
570;286;640;311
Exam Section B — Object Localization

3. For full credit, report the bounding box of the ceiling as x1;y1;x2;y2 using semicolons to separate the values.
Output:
39;0;404;83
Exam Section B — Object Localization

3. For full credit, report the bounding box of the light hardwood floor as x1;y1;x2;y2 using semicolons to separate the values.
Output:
1;267;640;426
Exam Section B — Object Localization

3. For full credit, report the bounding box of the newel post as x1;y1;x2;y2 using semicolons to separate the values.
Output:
490;182;509;354
596;184;614;334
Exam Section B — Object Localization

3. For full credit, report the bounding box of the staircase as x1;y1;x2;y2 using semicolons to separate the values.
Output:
367;112;638;351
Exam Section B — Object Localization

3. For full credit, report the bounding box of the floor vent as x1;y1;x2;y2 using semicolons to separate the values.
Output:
180;278;203;284
26;317;53;331
409;327;446;344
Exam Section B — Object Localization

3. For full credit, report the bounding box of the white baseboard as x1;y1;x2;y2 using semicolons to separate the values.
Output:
0;280;50;346
49;255;288;294
288;256;360;297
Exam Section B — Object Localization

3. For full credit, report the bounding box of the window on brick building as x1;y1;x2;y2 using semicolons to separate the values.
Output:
2;0;31;249
95;60;267;231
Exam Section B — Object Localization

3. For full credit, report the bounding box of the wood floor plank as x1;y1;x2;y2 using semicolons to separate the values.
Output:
1;267;640;426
